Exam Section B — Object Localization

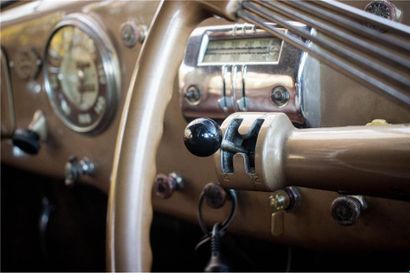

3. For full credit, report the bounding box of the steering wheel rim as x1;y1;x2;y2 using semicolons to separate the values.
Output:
107;1;238;271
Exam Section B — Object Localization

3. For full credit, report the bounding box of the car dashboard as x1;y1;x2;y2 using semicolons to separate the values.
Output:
1;0;410;270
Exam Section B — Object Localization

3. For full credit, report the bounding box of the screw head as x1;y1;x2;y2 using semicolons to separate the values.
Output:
271;86;290;107
120;21;146;48
184;85;201;104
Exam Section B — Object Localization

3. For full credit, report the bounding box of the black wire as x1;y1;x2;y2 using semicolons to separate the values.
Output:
195;188;238;252
197;189;238;235
286;246;293;272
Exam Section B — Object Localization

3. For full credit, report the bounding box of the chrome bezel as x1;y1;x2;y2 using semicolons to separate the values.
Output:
179;22;307;124
43;13;120;134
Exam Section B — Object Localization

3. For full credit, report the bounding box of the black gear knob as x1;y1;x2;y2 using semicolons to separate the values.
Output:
184;118;222;157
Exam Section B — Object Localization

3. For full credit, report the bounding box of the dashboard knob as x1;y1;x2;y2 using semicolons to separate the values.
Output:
12;128;40;155
11;110;47;155
65;156;95;186
154;172;184;199
203;183;227;209
184;118;222;157
331;195;366;226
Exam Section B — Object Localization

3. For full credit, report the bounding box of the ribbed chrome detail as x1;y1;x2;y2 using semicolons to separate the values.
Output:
238;0;410;106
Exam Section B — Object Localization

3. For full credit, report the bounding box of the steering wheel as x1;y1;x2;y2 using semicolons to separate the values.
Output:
107;1;237;271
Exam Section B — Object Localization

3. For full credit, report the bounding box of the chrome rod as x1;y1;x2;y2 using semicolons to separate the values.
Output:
237;9;410;106
284;0;410;51
260;1;410;70
314;0;410;36
243;1;410;88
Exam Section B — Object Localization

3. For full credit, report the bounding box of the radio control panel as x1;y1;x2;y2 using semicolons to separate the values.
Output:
179;23;309;125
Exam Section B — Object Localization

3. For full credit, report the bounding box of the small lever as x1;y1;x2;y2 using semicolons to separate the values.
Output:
269;187;301;236
12;110;47;155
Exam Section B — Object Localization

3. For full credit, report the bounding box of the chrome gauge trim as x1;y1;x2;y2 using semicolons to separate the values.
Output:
43;13;120;134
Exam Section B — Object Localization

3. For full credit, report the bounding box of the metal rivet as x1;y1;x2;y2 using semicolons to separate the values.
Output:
184;85;201;105
120;21;147;48
271;86;290;107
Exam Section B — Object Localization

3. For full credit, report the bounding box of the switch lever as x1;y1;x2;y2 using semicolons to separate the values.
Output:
270;187;301;236
12;110;47;155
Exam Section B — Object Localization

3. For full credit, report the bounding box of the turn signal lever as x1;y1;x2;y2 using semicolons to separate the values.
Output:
184;113;410;200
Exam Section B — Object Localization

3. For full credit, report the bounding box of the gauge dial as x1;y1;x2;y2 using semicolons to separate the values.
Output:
44;15;119;133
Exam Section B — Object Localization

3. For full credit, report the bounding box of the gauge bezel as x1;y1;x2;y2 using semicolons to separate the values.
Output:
43;13;120;134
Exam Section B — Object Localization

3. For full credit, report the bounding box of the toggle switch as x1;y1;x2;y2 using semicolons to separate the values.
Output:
269;187;301;236
12;110;47;155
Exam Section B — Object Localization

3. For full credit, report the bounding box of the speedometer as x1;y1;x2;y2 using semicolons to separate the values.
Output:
44;14;120;133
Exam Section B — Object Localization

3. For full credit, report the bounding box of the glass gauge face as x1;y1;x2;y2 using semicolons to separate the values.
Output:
45;25;115;133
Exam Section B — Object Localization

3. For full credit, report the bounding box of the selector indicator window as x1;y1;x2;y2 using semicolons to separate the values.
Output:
200;37;283;65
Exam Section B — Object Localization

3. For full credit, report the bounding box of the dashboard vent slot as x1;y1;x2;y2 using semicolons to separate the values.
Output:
237;0;410;106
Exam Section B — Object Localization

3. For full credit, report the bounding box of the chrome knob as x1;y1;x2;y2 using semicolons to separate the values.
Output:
65;156;95;186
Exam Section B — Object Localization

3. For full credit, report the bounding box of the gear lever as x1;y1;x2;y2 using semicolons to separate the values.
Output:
183;118;222;157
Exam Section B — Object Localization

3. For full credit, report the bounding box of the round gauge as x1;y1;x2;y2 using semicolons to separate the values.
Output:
44;14;120;133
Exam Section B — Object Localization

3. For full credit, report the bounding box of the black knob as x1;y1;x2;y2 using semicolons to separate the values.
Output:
12;128;40;155
184;118;222;157
331;196;364;226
